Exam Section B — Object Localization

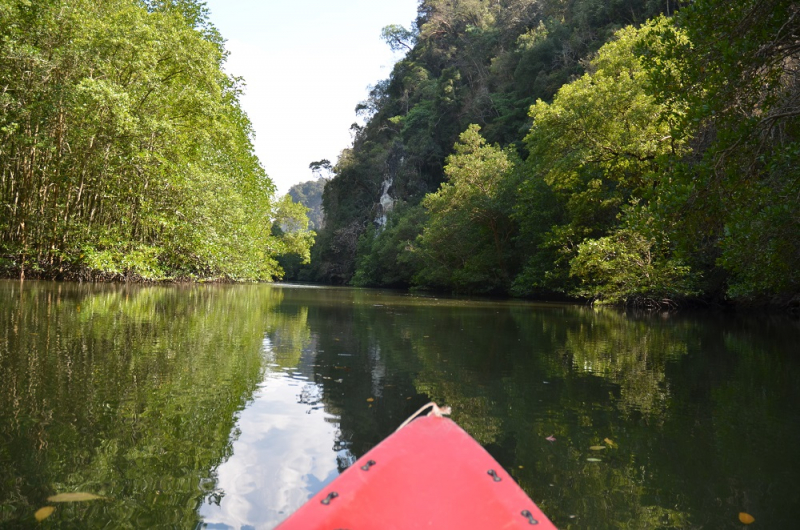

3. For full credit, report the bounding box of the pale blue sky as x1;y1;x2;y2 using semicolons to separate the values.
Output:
203;0;419;194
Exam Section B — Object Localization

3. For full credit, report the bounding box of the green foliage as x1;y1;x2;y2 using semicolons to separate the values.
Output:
570;228;696;306
716;164;800;298
309;146;384;284
0;0;311;281
513;20;688;301
381;23;417;53
315;0;798;306
640;1;800;300
274;195;316;266
316;0;673;288
415;125;518;293
352;203;426;288
510;172;567;296
525;21;681;204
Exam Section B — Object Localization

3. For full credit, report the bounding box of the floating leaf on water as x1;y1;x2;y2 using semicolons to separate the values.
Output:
545;435;556;442
586;458;602;462
589;445;606;451
47;492;104;502
604;437;616;447
739;512;755;524
366;397;374;402
34;506;55;521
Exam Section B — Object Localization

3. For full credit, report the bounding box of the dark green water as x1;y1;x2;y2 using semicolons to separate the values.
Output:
1;281;798;529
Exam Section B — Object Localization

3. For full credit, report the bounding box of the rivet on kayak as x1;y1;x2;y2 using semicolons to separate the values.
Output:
321;492;339;505
487;469;502;482
360;459;377;471
521;509;539;525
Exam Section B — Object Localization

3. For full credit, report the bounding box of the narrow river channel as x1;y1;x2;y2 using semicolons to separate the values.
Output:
1;280;798;528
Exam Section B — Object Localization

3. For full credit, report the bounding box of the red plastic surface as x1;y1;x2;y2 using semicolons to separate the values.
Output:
277;415;557;529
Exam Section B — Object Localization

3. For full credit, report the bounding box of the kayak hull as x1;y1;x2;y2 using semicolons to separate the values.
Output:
277;415;557;529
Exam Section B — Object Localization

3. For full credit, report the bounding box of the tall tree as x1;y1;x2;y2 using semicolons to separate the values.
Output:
0;0;312;280
416;124;517;292
643;0;800;299
514;20;695;303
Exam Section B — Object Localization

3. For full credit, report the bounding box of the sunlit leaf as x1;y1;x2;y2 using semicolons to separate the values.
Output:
589;445;606;450
604;438;616;447
738;512;755;524
47;492;104;502
586;458;602;462
34;506;55;521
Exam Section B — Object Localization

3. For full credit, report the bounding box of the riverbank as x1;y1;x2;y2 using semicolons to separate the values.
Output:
3;263;798;314
0;262;247;285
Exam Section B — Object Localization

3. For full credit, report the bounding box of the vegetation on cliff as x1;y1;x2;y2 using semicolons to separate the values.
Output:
306;0;798;307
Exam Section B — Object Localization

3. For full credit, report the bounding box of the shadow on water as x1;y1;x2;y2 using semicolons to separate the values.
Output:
1;281;798;528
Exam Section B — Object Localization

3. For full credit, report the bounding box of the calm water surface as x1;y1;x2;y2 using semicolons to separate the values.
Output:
1;280;798;528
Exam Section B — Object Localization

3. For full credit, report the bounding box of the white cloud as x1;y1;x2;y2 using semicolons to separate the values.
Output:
199;373;342;528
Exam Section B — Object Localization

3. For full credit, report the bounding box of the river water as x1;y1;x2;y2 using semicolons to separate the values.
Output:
1;280;798;528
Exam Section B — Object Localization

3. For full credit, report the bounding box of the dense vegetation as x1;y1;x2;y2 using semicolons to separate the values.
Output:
306;0;799;307
0;0;313;281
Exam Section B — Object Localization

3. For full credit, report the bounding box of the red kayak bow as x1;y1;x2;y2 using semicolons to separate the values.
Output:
277;409;557;529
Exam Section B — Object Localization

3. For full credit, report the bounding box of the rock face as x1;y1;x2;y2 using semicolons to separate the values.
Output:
375;175;395;229
374;150;408;231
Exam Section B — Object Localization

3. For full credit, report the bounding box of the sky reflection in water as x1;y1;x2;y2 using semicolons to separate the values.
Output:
199;340;347;529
